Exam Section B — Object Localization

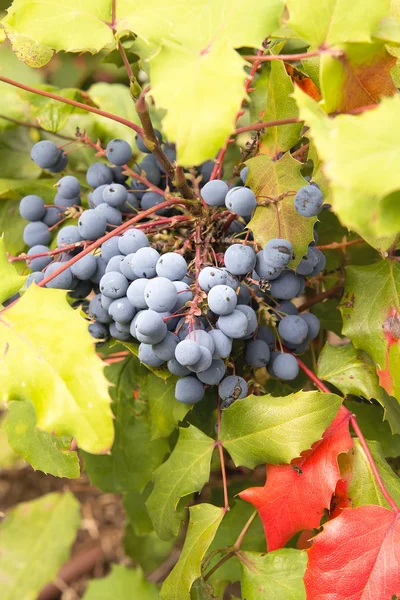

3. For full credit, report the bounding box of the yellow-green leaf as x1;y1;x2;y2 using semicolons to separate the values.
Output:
146;425;215;540
0;236;26;304
259;61;303;157
88;82;141;144
2;0;114;67
0;284;114;453
0;492;80;600
238;549;307;600
161;503;224;600
345;439;400;508
286;0;390;48
3;401;80;478
294;88;400;247
247;153;315;269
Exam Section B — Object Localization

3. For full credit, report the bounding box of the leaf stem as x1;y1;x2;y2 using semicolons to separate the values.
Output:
297;282;343;312
349;416;400;514
243;49;342;62
234;117;300;135
295;356;331;393
316;238;364;251
203;510;257;581
0;75;144;136
0;114;75;140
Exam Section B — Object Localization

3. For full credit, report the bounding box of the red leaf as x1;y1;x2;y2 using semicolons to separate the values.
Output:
304;506;400;599
329;477;350;520
239;406;352;551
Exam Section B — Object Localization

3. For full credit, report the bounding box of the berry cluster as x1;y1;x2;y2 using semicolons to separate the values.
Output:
19;134;326;405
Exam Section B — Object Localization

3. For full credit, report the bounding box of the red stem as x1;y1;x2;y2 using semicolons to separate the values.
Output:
0;75;143;136
316;238;364;251
242;50;337;62
349;416;400;514
234;117;300;135
296;356;400;514
295;356;331;393
1;199;187;310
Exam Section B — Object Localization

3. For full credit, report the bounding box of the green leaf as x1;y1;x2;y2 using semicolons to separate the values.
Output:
344;400;400;458
0;236;26;304
142;0;284;165
124;527;175;572
123;487;154;536
144;372;191;439
3;401;80;478
317;342;400;434
339;262;400;406
0;492;80;600
311;299;343;336
286;0;390;47
83;356;168;493
123;341;172;380
2;0;114;67
27;86;85;132
207;501;265;587
0;285;114;454
238;549;307;600
146;425;215;540
346;439;400;508
259;61;303;157
0;128;42;180
247;153;315;270
0;178;58;201
294;88;400;247
220;391;343;468
0;414;21;469
87;83;141;144
82;565;159;600
161;503;224;600
0;199;26;256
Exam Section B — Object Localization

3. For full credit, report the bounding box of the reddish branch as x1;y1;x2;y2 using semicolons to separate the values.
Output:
298;283;343;312
296;357;400;515
234;117;300;135
216;393;229;512
243;49;343;62
0;75;143;136
316;238;364;251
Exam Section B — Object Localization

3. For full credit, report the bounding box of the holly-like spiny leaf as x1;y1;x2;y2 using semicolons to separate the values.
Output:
247;153;315;270
239;406;353;550
318;341;400;435
0;492;80;600
0;285;114;454
160;503;224;600
304;505;400;599
146;425;215;540
220;390;343;469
